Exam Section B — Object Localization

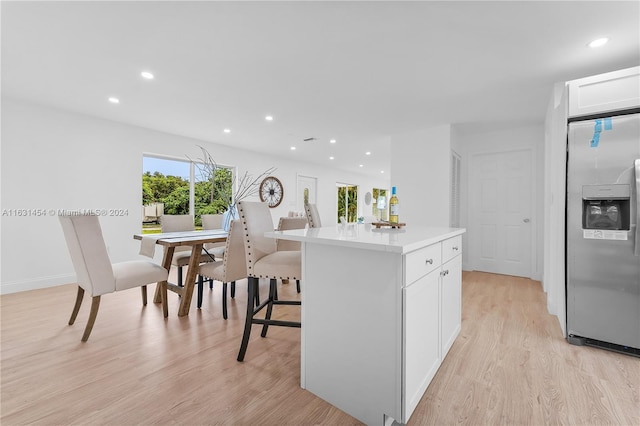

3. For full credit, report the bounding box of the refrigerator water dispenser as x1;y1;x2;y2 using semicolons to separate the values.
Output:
582;184;630;231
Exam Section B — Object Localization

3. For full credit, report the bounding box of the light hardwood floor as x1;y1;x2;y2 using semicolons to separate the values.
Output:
1;271;638;425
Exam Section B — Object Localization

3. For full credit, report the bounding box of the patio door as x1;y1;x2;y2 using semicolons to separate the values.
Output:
336;183;358;223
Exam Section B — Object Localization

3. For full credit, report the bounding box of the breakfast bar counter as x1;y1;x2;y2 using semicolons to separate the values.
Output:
268;224;465;425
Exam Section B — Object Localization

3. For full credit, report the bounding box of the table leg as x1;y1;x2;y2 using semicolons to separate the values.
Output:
154;246;175;303
177;243;202;316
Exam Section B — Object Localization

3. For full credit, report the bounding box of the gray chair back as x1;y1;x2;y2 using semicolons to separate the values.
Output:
160;214;194;252
201;214;224;230
277;217;308;251
304;203;322;228
59;214;115;296
237;201;277;277
221;220;247;281
160;214;194;232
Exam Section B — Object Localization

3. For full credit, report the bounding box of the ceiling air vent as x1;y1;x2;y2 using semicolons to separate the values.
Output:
303;137;317;142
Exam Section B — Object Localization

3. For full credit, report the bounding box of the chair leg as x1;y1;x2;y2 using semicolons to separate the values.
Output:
141;285;148;306
254;279;260;307
237;277;257;362
296;280;301;293
230;281;236;298
178;266;183;287
261;279;276;338
197;275;204;309
222;282;228;320
81;296;101;342
69;286;84;325
161;280;168;318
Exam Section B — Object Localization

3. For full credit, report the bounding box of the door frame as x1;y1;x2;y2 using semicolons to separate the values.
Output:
296;174;317;213
467;147;538;279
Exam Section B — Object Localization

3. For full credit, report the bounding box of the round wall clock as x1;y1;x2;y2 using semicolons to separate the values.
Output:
259;176;284;208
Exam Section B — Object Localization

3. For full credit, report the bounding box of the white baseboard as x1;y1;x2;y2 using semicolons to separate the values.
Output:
1;273;75;295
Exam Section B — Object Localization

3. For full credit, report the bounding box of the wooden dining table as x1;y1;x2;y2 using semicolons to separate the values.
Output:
134;230;227;316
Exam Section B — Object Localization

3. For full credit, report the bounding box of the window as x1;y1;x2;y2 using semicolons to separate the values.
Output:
142;155;233;232
337;183;358;223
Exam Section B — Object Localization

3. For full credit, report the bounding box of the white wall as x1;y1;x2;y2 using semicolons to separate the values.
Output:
543;82;568;336
0;98;389;294
390;125;452;227
454;122;545;280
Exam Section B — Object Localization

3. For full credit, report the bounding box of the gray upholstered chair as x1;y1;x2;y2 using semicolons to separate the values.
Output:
201;213;226;259
197;220;247;319
59;214;168;341
236;201;301;361
304;202;322;228
276;216;308;293
160;214;215;287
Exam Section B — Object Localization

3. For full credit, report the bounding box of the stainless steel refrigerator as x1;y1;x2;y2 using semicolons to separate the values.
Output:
566;111;640;355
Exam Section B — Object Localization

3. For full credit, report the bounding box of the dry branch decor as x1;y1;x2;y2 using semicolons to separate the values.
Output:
189;145;276;229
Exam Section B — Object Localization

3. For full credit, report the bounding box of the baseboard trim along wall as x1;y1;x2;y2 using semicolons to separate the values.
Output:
1;273;76;295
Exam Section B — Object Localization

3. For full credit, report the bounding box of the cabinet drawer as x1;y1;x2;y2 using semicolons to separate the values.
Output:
405;243;441;285
442;235;462;263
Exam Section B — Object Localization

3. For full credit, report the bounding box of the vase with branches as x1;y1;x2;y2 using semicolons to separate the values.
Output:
189;145;276;230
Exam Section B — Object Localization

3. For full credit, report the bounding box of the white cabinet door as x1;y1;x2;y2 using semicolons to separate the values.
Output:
403;268;440;422
441;255;462;357
568;66;640;117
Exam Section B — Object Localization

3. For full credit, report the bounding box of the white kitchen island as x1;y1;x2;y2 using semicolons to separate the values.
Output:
268;224;465;425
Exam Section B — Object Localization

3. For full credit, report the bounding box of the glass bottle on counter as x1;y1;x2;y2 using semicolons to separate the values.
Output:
389;186;399;224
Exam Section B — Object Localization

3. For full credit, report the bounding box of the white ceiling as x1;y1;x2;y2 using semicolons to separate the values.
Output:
2;1;639;177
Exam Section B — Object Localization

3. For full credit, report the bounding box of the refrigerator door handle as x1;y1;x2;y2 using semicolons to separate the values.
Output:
636;159;640;256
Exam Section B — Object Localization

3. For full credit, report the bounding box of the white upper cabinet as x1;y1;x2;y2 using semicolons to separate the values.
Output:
568;66;640;117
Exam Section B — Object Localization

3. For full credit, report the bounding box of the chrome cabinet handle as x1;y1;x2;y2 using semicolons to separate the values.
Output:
440;270;449;276
452;246;459;251
635;159;639;256
425;259;433;265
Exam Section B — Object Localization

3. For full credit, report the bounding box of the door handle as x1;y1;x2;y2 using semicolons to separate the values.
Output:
523;218;530;223
635;159;640;256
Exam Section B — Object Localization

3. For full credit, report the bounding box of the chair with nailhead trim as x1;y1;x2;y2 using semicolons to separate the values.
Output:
304;202;322;228
197;220;247;319
276;216;308;293
236;201;301;362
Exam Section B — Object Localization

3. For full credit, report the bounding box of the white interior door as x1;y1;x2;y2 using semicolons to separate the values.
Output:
470;149;533;277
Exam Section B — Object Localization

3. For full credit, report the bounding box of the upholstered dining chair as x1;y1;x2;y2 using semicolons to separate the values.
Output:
199;213;226;290
304;202;322;228
59;214;168;341
201;213;226;259
197;220;247;319
236;201;302;361
160;214;215;287
276;216;308;293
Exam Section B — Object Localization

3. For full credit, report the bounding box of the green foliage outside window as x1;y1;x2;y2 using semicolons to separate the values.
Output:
337;185;358;223
142;167;233;226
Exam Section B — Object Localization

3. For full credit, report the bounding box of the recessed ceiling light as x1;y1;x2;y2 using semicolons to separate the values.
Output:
223;128;231;133
359;164;364;168
588;37;609;48
365;151;371;156
108;97;120;104
330;139;337;144
290;146;296;150
381;170;385;174
265;115;273;121
141;71;154;79
329;156;334;160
